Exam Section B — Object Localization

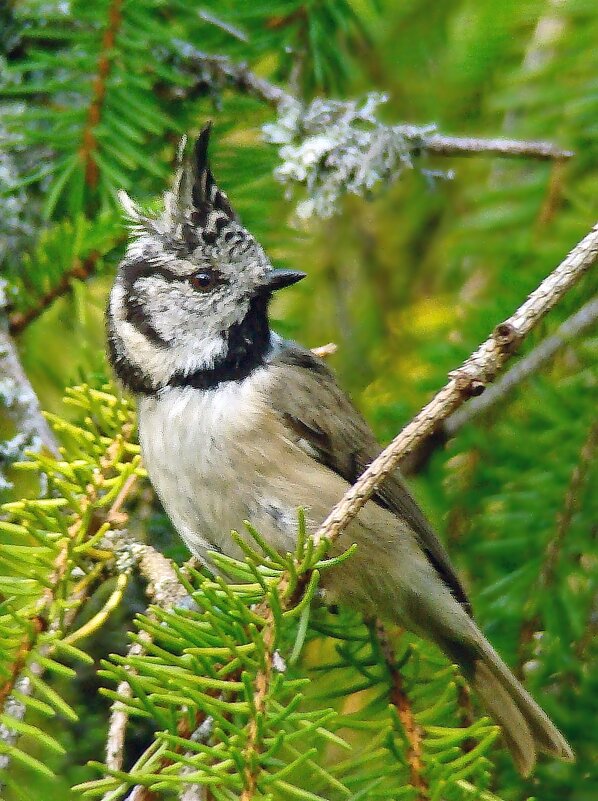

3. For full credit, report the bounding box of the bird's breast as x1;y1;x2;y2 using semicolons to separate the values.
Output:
136;373;305;561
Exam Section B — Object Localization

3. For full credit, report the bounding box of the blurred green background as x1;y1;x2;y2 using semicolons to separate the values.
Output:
1;0;597;799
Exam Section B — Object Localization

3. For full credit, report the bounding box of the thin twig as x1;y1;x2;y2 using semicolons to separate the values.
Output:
80;0;123;187
103;547;191;798
314;222;598;545
184;51;292;107
186;51;572;161
445;294;598;437
402;294;598;474
401;129;572;161
125;706;216;801
374;620;428;800
8;250;107;335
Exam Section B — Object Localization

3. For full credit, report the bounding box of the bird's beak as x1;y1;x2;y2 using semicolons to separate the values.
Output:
260;269;307;293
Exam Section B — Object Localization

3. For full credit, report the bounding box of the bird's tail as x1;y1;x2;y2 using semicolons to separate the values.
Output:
468;634;574;776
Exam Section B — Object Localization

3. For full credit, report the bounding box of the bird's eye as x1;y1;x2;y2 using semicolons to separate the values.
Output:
189;271;217;292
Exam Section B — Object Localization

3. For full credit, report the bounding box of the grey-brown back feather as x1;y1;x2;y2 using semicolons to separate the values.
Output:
267;342;471;612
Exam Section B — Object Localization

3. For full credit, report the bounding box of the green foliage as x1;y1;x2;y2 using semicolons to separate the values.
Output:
0;386;140;796
1;0;597;800
0;386;505;799
1;0;372;218
5;212;123;319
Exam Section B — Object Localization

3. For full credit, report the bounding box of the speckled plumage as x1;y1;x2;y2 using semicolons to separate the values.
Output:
106;125;573;776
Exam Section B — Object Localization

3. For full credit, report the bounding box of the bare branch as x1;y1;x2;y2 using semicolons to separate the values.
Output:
445;294;598;437
315;222;598;545
402;294;598;474
185;51;291;107
404;129;573;161
186;50;571;162
103;545;191;798
103;630;152;782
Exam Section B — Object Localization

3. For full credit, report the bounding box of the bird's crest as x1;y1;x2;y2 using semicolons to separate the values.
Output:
119;124;238;247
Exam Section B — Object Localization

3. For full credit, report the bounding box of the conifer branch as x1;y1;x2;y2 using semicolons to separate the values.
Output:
374;620;428;800
80;0;123;188
8;250;105;335
0;420;137;779
0;589;91;780
402;294;598;474
240;604;277;801
314;222;598;545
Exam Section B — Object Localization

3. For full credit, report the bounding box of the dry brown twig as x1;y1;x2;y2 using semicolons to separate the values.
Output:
402;293;598;474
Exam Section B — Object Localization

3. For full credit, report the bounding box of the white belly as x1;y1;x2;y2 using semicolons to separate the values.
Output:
137;372;300;564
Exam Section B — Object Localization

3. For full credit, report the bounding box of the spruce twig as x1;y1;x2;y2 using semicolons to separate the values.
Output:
0;423;136;784
374;620;428;801
80;0;124;188
8;247;125;336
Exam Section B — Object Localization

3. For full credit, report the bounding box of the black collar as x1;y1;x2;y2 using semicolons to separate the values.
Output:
168;294;271;390
108;294;272;395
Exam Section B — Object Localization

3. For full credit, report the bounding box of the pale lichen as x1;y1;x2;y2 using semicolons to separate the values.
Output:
263;93;449;220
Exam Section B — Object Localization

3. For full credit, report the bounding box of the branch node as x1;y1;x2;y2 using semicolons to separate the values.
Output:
449;369;486;397
493;321;523;352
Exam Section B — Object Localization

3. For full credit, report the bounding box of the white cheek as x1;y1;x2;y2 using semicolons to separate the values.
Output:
111;280;228;381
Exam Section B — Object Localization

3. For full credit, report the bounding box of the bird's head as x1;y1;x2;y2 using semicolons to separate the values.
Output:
107;124;305;394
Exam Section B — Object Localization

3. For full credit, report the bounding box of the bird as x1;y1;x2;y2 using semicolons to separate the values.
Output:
106;124;573;776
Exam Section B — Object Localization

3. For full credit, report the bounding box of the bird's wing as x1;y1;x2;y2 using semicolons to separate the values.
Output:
267;341;471;612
